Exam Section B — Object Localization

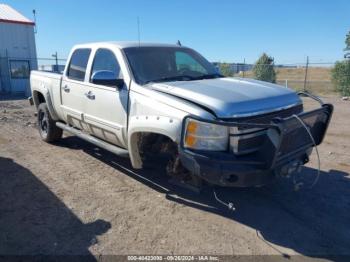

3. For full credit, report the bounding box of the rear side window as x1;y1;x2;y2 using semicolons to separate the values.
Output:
90;49;121;80
67;49;91;81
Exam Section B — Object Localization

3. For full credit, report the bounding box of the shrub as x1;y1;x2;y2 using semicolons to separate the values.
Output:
331;60;350;96
218;63;233;77
253;53;276;83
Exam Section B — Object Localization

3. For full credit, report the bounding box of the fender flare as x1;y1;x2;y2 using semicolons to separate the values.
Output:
127;115;182;169
33;89;59;121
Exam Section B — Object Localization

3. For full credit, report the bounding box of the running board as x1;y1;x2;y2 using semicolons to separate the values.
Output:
56;122;129;158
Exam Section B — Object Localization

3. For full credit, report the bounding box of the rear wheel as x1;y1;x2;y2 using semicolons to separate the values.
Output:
37;103;62;142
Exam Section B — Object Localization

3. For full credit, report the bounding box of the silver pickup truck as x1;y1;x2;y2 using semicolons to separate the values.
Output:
30;42;333;188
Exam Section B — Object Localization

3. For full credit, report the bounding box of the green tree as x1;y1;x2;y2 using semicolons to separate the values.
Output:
332;30;350;96
345;30;350;58
345;31;350;50
253;53;276;83
218;63;233;77
332;60;350;96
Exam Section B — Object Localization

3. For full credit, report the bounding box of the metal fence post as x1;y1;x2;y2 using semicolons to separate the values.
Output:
52;52;58;72
243;58;245;78
303;56;309;92
5;49;12;94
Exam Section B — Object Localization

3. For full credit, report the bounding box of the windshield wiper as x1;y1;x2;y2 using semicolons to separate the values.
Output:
144;75;196;84
143;73;224;85
193;73;225;80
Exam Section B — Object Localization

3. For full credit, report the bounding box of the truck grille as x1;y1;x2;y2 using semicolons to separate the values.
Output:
228;104;303;155
230;130;267;155
234;104;303;130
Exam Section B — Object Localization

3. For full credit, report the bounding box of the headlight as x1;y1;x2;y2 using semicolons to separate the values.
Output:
184;118;229;151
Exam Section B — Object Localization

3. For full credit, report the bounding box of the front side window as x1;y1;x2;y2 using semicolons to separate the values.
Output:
123;47;220;85
90;49;121;81
67;48;91;81
10;60;30;79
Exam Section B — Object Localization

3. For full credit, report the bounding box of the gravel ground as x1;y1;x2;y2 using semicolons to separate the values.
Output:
0;96;349;260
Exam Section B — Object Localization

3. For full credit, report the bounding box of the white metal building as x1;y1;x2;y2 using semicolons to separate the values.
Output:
0;3;37;97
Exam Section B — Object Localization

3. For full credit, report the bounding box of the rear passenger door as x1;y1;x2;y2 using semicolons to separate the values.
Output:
83;48;128;148
61;48;91;130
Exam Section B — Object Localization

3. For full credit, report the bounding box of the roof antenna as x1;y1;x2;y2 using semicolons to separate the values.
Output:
137;16;141;47
177;40;182;46
32;9;37;34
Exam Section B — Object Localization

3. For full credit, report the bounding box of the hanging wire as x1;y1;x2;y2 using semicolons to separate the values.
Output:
292;114;321;189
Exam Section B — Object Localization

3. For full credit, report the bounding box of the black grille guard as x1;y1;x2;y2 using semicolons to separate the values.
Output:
180;92;333;170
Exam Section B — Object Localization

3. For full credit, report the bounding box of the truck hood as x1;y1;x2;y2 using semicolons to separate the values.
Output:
149;77;302;118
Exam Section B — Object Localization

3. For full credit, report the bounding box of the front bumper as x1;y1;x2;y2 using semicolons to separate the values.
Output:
179;93;333;187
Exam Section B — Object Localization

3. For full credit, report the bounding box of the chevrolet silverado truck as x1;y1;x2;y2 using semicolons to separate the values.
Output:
29;42;333;188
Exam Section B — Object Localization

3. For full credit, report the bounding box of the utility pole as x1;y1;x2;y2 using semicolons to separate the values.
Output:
303;56;309;92
52;52;58;72
32;10;37;34
137;16;141;47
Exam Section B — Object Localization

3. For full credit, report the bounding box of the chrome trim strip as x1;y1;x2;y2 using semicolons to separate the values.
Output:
232;129;267;139
84;114;122;130
60;105;83;120
230;126;265;135
230;130;267;155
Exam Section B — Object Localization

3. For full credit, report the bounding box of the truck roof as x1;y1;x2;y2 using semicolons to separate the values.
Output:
73;41;186;50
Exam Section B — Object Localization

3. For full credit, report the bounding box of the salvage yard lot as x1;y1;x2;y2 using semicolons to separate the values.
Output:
0;95;350;259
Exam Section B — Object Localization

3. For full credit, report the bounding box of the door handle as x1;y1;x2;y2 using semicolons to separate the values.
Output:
63;85;70;92
85;91;95;100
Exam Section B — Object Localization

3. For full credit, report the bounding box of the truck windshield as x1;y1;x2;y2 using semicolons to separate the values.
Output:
123;47;222;85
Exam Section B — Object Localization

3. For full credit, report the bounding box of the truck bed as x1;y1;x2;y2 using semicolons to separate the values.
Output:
31;70;62;80
30;70;64;120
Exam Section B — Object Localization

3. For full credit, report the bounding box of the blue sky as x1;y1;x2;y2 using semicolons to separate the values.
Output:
4;0;350;64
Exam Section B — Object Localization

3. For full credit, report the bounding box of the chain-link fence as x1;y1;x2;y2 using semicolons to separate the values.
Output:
37;57;67;73
0;55;342;98
226;62;338;96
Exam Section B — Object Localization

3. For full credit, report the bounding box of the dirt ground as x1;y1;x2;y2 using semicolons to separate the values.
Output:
0;95;349;260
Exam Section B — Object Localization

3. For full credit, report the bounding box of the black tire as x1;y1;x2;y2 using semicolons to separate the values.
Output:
37;103;62;142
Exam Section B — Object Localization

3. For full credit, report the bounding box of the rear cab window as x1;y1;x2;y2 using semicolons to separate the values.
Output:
67;48;91;81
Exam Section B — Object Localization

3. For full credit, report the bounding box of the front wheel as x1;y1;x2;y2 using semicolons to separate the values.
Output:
37;103;63;142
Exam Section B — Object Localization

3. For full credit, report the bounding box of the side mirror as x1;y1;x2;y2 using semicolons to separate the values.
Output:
91;70;124;89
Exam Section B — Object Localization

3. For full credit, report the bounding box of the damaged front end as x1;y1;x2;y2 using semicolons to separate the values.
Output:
179;93;333;187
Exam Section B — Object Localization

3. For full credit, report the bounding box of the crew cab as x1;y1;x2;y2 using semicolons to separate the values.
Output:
30;42;333;188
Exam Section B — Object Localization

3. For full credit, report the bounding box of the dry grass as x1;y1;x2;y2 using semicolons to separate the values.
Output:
276;67;332;81
235;67;332;81
235;67;336;95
